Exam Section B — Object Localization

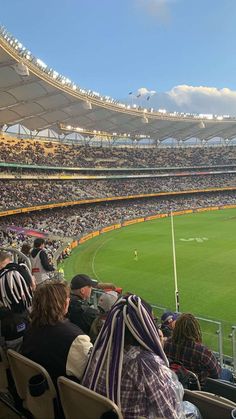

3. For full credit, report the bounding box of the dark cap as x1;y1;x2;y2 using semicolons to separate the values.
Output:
161;311;179;325
70;274;94;290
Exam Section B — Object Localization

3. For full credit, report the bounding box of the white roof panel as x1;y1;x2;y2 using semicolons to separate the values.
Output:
1;35;236;141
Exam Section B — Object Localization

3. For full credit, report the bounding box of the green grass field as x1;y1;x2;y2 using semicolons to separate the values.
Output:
62;208;236;355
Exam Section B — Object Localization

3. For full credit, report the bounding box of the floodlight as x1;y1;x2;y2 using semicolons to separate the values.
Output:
36;58;47;69
52;71;59;79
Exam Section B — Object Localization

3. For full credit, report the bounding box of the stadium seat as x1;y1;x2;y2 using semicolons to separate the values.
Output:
7;349;58;419
0;346;9;392
57;376;123;419
184;389;236;419
203;377;236;403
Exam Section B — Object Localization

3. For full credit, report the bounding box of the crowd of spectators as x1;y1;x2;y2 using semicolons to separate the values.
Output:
1;173;236;210
0;268;204;418
2;100;236;418
0;228;62;258
2;135;236;168
1;191;236;239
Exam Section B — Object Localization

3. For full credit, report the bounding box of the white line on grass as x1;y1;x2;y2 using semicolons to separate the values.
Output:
91;238;112;280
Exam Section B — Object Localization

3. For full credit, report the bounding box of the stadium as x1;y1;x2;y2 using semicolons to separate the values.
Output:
1;14;236;419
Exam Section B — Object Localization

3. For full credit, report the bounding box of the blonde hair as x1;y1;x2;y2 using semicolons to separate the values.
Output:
30;280;69;327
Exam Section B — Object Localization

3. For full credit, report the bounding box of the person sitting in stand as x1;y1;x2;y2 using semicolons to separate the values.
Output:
68;274;99;335
0;250;33;351
164;313;221;388
82;294;191;419
160;311;179;339
89;291;118;343
22;280;93;385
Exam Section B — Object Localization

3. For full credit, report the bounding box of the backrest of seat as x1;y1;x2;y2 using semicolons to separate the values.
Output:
58;376;123;419
0;347;9;392
7;349;57;419
204;377;236;403
170;362;201;390
184;389;236;419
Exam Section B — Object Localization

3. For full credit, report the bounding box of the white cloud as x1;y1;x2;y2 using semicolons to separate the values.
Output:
130;84;236;116
137;87;156;96
166;85;236;114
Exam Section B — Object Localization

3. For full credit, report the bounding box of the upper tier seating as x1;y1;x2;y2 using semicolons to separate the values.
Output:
2;134;236;168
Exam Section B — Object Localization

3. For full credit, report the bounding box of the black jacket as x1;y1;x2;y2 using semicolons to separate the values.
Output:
22;320;87;384
68;295;98;335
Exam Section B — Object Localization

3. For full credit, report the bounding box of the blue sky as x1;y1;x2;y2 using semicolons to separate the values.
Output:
2;0;236;114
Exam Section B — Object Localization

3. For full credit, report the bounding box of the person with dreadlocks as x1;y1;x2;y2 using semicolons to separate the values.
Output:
0;250;33;351
164;313;221;388
82;294;187;419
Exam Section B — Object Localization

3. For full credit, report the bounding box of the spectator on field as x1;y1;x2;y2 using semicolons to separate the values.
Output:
82;294;188;419
30;238;55;285
68;274;98;335
164;313;221;387
22;280;92;384
89;291;118;343
160;311;180;338
0;250;33;351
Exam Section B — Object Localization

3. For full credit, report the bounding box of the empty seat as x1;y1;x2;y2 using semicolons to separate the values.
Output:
0;347;9;392
7;349;58;419
57;376;123;419
184;389;236;419
203;377;236;403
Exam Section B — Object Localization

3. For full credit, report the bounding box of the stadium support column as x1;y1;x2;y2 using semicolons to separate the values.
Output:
170;211;180;312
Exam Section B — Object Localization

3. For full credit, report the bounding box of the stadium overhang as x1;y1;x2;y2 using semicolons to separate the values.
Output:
1;28;236;143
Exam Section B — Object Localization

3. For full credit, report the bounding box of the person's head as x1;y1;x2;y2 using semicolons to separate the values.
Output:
83;294;168;405
70;274;93;300
33;238;45;249
0;250;13;270
161;311;179;330
97;291;118;314
30;280;70;327
172;313;202;345
21;243;31;256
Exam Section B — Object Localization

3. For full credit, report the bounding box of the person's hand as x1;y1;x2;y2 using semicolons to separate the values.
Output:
31;275;36;291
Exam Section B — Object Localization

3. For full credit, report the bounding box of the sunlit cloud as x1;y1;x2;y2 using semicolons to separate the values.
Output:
167;85;236;114
132;84;236;116
137;87;156;96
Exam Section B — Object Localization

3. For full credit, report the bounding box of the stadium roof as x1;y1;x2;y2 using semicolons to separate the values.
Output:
1;27;236;142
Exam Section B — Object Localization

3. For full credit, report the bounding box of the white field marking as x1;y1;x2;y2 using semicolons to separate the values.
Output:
91;238;113;280
180;237;209;243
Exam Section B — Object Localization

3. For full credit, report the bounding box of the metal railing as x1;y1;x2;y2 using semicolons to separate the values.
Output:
230;326;236;373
